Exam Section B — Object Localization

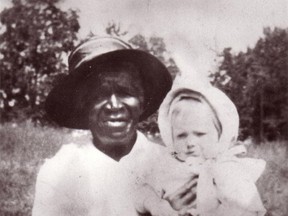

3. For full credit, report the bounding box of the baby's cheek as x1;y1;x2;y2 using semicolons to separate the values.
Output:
202;142;219;158
174;140;185;152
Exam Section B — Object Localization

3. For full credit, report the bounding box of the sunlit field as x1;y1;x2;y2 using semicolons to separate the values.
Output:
1;122;287;216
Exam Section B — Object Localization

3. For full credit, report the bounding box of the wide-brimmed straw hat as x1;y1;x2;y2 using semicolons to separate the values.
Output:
45;36;172;129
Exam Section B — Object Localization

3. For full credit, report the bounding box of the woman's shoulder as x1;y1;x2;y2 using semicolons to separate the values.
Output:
37;143;84;182
46;143;81;164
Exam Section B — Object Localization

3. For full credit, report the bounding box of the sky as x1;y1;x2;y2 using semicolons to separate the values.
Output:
1;0;288;74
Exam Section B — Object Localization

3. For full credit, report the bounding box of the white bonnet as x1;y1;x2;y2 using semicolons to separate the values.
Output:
158;73;239;157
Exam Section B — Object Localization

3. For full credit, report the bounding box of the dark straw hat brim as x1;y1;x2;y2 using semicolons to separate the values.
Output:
45;49;172;129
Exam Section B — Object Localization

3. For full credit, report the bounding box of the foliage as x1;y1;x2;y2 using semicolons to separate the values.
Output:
210;27;288;142
0;0;80;123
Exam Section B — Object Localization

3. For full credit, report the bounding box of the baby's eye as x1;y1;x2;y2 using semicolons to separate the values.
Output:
194;132;206;137
176;133;187;139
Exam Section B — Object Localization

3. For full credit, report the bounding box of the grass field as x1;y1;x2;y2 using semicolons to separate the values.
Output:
1;122;288;216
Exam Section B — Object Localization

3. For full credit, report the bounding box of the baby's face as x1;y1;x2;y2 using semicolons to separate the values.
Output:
172;100;219;161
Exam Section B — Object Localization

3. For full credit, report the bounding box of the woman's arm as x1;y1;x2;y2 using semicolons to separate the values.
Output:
32;160;73;216
32;145;86;216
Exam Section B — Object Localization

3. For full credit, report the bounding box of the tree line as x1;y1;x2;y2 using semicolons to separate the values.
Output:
1;0;287;142
210;27;288;142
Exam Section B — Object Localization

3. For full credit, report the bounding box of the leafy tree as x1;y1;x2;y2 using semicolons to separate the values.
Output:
0;0;80;123
211;27;288;142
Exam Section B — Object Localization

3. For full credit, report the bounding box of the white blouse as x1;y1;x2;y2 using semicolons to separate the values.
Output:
32;131;164;216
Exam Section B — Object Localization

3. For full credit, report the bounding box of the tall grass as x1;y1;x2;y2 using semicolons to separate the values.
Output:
0;122;287;216
247;141;288;216
0;122;76;216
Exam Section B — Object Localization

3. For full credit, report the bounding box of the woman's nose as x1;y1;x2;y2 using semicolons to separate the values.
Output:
106;94;123;110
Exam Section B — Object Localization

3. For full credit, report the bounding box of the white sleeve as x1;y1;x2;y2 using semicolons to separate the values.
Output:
32;145;86;216
32;160;72;216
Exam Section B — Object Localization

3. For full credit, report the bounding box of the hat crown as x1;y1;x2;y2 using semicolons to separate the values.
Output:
68;36;132;72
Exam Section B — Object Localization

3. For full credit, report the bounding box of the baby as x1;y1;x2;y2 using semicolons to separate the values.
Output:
135;74;266;216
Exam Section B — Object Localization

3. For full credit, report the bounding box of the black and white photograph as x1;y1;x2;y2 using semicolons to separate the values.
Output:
0;0;287;215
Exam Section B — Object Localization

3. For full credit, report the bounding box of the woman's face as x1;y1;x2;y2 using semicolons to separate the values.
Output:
88;67;144;150
172;100;219;161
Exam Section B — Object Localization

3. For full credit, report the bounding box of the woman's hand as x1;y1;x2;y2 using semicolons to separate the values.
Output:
165;175;198;212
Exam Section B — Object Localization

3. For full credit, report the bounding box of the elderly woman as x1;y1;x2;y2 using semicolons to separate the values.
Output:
32;36;196;216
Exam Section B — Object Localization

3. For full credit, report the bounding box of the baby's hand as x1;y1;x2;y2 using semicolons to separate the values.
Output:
165;175;198;211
